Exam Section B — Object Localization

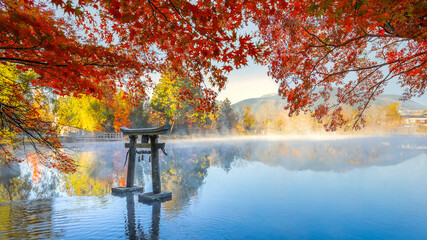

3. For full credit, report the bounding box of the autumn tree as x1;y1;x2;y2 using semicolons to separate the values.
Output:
242;106;257;132
150;72;211;133
111;90;133;132
1;0;268;170
384;103;402;127
2;0;426;171
253;0;426;130
1;0;266;103
129;101;151;128
0;64;75;172
56;95;108;132
256;102;277;130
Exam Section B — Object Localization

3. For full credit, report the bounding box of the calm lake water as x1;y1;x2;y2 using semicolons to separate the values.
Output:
1;135;427;239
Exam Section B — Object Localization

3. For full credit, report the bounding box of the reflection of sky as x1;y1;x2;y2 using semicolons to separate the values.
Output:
1;137;427;239
164;155;427;239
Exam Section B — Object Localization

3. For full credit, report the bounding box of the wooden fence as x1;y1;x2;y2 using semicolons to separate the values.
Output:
63;132;124;140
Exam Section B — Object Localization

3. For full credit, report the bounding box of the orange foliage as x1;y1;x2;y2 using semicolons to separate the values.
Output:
254;0;426;130
26;154;42;184
1;0;425;173
112;150;127;187
111;92;133;132
119;176;126;187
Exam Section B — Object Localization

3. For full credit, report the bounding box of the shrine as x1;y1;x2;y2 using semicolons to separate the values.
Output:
111;125;172;203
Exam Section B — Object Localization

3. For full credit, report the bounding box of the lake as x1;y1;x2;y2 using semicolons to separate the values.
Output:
1;135;427;239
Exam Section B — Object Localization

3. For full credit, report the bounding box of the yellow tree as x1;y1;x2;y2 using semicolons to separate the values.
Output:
384;103;402;128
0;64;75;172
56;95;108;132
242;106;256;132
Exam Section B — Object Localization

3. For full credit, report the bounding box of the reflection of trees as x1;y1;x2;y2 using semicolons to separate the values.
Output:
2;137;425;213
66;151;113;196
0;199;61;239
157;136;427;209
160;147;210;209
210;144;244;173
0;160;58;203
0;175;32;203
65;146;147;196
242;137;427;172
0;162;24;203
158;143;244;209
0;142;144;202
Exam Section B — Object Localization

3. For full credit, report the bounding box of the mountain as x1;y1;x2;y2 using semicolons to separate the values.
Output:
233;94;286;114
233;93;427;114
374;94;426;111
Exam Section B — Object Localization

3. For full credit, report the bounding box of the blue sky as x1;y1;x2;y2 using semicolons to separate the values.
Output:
218;62;427;105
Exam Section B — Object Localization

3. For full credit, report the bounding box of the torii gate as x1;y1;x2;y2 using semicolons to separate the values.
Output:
112;125;172;203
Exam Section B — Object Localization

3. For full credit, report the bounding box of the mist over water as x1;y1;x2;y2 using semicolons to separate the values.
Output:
1;135;427;239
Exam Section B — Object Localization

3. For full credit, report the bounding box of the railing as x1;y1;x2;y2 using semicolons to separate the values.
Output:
63;132;124;140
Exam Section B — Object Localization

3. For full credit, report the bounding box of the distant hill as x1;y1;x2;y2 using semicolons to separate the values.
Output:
233;94;286;114
374;94;426;111
233;93;427;115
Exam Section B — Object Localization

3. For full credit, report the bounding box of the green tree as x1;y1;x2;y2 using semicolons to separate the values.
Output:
216;99;238;133
129;101;151;128
150;72;209;133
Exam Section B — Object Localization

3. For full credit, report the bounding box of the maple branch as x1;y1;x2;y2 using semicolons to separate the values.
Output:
350;71;392;128
0;36;45;50
147;0;173;24
307;48;337;93
301;23;412;49
0;102;19;110
399;60;427;75
342;67;382;103
83;62;116;67
316;49;426;79
0;57;56;66
1;102;59;158
1;57;117;68
167;0;215;43
299;25;330;46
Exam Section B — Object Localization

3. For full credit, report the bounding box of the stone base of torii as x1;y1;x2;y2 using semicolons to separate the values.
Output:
111;125;172;203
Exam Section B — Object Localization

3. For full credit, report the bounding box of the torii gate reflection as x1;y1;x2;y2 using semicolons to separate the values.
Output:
124;194;163;240
111;125;172;239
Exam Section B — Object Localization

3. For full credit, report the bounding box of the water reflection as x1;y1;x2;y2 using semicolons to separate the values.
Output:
125;195;136;239
171;136;427;173
0;161;59;203
119;193;161;240
0;136;426;239
1;136;427;204
150;202;161;240
238;136;427;172
0;142;143;203
0;199;62;239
